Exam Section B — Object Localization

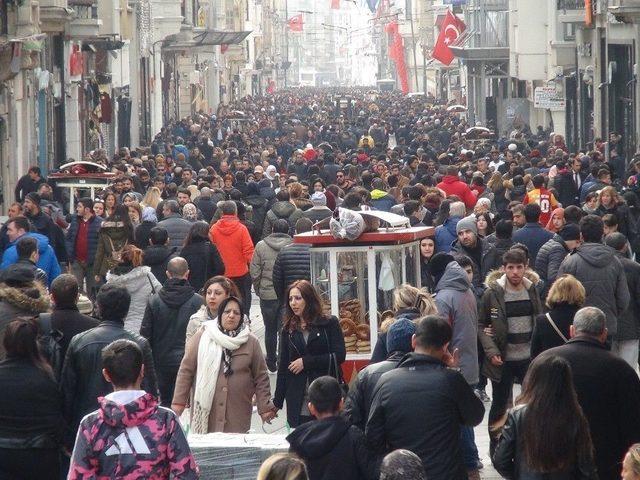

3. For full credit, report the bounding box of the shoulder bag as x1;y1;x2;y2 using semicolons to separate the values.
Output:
546;313;568;343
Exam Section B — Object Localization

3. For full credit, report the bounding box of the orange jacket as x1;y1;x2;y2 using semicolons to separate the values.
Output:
209;215;255;277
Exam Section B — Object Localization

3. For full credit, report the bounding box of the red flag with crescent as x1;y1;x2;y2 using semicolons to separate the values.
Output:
431;10;465;65
288;14;304;32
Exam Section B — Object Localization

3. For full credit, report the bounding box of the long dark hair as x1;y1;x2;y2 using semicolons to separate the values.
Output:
476;212;494;236
107;204;135;241
517;355;593;472
283;280;324;333
184;221;209;247
4;317;53;376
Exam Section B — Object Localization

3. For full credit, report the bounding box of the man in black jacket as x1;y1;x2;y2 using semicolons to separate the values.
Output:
143;227;177;285
272;217;313;302
344;318;415;430
540;307;640;480
366;316;485;480
60;284;158;449
288;376;374;480
141;257;203;406
49;274;98;362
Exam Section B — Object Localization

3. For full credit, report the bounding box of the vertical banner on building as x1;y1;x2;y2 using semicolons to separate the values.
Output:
385;21;409;94
331;0;340;9
585;0;593;26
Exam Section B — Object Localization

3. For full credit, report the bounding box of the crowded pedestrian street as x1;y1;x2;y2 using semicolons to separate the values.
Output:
2;0;640;479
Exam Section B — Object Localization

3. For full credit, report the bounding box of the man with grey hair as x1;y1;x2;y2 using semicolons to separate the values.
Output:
379;450;426;480
540;306;640;480
141;257;203;406
434;201;466;253
158;199;191;251
209;200;255;313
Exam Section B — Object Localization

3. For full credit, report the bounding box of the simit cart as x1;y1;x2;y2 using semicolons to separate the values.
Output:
293;224;434;379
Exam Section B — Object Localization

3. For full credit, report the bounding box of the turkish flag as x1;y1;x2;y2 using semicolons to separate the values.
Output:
431;10;465;65
331;0;340;9
288;14;303;32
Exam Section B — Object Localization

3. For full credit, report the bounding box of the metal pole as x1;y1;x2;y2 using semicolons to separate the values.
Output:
409;9;419;92
284;0;289;87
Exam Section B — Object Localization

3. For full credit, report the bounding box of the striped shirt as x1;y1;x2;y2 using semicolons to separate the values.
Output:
503;287;534;362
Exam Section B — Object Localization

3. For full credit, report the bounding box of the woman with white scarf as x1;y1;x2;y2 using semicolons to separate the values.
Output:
172;296;276;433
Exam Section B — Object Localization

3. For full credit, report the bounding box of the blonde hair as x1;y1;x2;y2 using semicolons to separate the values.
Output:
187;184;200;200
257;453;308;480
142;187;162;209
625;444;640;477
598;185;622;207
546;274;586;309
392;284;437;316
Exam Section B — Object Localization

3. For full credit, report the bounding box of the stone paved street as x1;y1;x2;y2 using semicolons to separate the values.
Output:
247;297;504;479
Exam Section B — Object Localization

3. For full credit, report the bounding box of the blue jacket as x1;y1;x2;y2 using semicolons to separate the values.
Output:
1;233;61;285
370;190;397;213
65;215;103;263
435;216;461;253
512;222;554;266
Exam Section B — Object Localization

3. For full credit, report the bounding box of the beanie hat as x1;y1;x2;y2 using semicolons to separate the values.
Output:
1;263;35;286
386;318;416;354
311;192;327;207
428;252;455;280
456;214;478;235
25;192;41;206
559;224;580;242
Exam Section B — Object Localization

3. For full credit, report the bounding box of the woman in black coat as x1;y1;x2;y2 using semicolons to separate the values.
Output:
274;280;346;427
0;318;65;478
492;355;597;479
180;221;225;293
530;274;585;359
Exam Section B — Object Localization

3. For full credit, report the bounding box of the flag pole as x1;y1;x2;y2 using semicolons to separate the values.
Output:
285;0;289;87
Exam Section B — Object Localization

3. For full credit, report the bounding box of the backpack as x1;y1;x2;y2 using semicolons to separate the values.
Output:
107;237;128;268
37;313;64;381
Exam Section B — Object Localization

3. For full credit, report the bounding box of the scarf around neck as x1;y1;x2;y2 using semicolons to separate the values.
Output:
192;319;250;434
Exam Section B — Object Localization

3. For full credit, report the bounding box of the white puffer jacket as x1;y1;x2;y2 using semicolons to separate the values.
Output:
105;266;162;333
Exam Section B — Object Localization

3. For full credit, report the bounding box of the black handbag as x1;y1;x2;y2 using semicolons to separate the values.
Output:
324;330;349;398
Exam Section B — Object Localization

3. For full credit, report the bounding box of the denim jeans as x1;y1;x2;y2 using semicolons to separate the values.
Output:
460;383;481;469
488;360;530;454
260;298;281;369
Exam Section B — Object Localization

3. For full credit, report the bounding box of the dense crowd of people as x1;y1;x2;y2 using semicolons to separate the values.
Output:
0;88;640;479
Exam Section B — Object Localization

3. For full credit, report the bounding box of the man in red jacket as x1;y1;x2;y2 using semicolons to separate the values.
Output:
209;200;255;313
437;165;477;211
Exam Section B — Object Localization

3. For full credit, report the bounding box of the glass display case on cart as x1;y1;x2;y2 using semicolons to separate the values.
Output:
295;226;434;375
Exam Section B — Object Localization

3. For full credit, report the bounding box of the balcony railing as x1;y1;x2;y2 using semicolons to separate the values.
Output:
557;0;586;9
69;0;98;20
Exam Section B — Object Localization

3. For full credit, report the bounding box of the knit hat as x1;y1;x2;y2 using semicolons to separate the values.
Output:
311;192;327;207
559;224;580;242
1;263;35;286
428;252;455;280
508;143;518;152
25;192;41;206
386;318;416;354
456;214;478;235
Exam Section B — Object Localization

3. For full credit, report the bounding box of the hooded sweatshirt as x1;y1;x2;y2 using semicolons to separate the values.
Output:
436;175;477;210
250;233;293;300
558;243;630;335
263;201;303;238
287;416;371;480
434;262;479;385
209;215;255;277
68;391;198;479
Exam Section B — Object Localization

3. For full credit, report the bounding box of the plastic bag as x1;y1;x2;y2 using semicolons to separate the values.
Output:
179;407;191;436
329;208;366;240
378;252;396;291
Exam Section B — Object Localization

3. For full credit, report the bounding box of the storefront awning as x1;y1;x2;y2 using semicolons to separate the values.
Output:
162;30;252;52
